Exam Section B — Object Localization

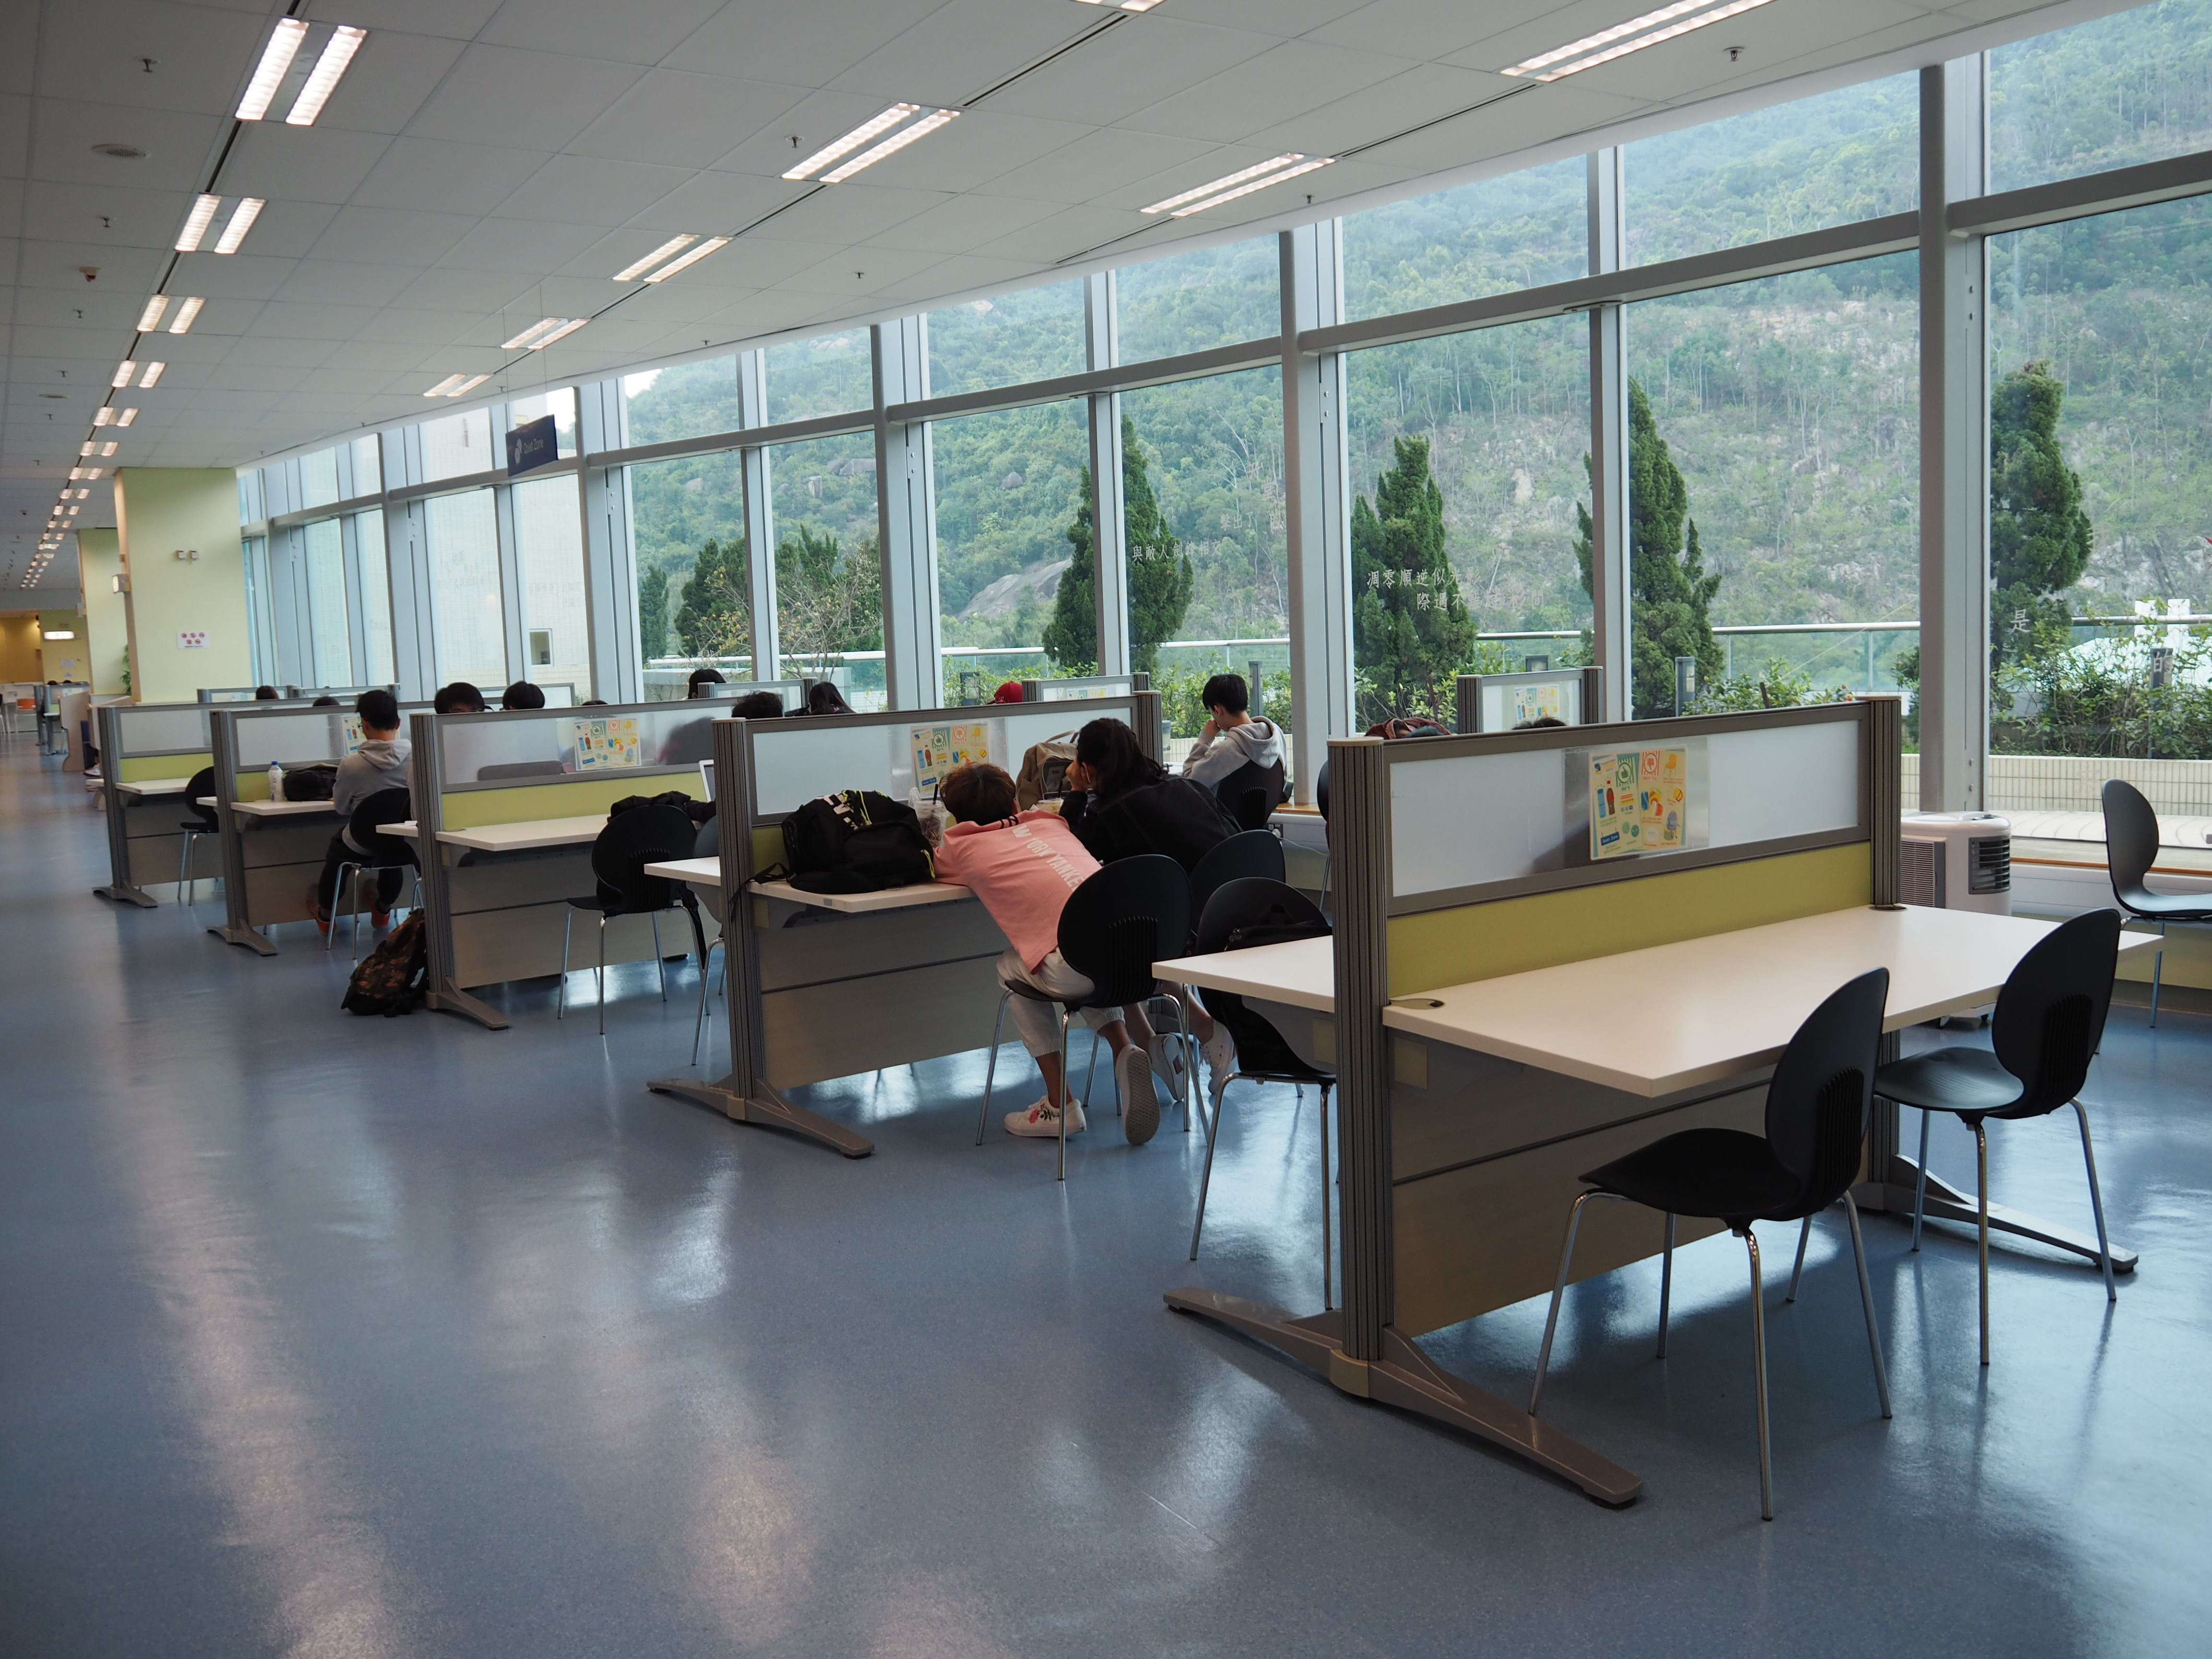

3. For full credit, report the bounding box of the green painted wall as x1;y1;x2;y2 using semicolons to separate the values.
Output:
116;469;249;703
76;529;130;695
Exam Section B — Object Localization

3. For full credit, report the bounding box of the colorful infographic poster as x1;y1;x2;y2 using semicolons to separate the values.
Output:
341;714;364;755
911;721;992;788
1589;746;1688;860
567;716;641;771
1510;683;1563;725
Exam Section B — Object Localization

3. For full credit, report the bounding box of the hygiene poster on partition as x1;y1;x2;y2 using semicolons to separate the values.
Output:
1510;683;1563;726
564;715;641;771
1589;745;1688;860
910;721;992;789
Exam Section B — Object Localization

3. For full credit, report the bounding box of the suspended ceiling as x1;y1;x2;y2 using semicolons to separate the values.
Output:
0;0;2118;597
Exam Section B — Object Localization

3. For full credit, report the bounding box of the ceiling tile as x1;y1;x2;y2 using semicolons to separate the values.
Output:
862;192;1065;255
969;127;1218;207
438;216;609;275
29;97;228;193
166;251;300;302
672;0;949;89
567;71;811;169
493;154;690;225
225;123;396;205
829;0;1102;109
745;184;947;247
708;87;936;180
37;0;266;116
310;29;473;138
353;138;553;216
309;205;480;266
250;301;385;341
617;172;807;238
178;200;341;264
844;109;1094;197
968;204;1149;263
772;243;948;296
872;252;1042;302
271;260;424;309
687;237;842;289
310;1;505;46
405;45;646;152
479;0;728;68
1168;0;1371;36
981;17;1278;127
1124;40;1417;145
1238;62;1514;160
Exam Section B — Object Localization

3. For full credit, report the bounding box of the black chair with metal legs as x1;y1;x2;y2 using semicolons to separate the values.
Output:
176;766;218;903
1139;829;1290;1126
328;787;420;962
1529;968;1893;1521
1185;878;1334;1304
974;855;1188;1179
2101;779;2211;1028
1874;908;2123;1367
560;805;709;1037
688;811;723;1066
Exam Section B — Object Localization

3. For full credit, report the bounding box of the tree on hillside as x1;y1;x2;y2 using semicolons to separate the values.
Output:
1352;434;1473;720
638;564;670;661
673;537;748;660
1575;380;1725;716
1989;360;2092;671
1045;415;1193;675
777;523;883;670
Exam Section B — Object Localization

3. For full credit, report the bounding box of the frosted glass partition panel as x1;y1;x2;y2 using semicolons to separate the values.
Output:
235;710;351;767
1030;675;1134;701
117;704;212;755
1392;747;1568;897
1473;672;1586;732
701;679;805;703
436;703;725;787
1705;719;1859;849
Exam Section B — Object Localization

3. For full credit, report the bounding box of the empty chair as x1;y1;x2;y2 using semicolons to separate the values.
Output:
176;766;218;903
1875;908;2123;1366
1212;755;1286;830
2100;779;2211;1026
1187;829;1286;938
1529;968;1892;1521
476;760;566;782
976;854;1188;1180
328;787;419;961
1186;878;1334;1304
560;805;710;1036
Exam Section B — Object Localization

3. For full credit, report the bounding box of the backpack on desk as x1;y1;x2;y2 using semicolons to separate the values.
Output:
779;790;934;894
282;763;339;801
342;914;427;1016
1015;733;1080;808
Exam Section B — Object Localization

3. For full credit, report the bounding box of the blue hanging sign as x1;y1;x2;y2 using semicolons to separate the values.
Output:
506;414;557;477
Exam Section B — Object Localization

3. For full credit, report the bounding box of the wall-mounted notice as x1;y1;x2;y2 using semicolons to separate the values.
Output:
341;714;364;755
1589;745;1687;860
1510;683;1562;725
177;630;207;650
911;721;991;788
566;715;641;771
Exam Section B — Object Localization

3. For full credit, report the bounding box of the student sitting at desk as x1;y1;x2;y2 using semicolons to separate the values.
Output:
731;691;783;720
687;668;726;699
934;762;1163;1145
311;690;412;935
1179;672;1284;798
501;681;546;710
434;682;487;714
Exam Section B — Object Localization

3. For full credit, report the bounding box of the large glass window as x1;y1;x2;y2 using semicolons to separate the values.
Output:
1984;194;2212;791
350;434;381;497
1623;252;1920;720
300;447;340;510
1626;76;1917;267
630;450;748;696
421;408;495;483
928;281;1087;399
1116;237;1280;365
505;386;577;459
931;399;1088;700
424;488;505;688
624;357;742;447
1345;316;1592;726
513;474;590;701
302;517;351;684
355;508;394;686
766;331;871;424
1991;0;2212;193
768;433;882;708
1343;158;1587;322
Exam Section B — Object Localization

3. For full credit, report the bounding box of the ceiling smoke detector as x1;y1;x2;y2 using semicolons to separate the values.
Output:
91;144;147;159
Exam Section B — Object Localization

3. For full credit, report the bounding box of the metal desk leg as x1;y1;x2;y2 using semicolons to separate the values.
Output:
1872;1152;2138;1273
649;1073;873;1159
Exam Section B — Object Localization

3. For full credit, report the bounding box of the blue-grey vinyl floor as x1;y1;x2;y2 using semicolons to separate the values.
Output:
3;744;2208;1657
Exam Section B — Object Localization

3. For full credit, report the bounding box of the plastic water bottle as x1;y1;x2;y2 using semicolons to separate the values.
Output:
267;762;284;803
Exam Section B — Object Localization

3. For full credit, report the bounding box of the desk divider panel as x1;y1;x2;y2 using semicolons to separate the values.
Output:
1454;666;1604;733
94;701;215;907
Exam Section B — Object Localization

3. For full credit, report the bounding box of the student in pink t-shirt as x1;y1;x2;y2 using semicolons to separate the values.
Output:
933;762;1163;1145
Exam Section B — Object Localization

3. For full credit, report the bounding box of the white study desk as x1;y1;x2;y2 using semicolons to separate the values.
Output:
115;777;192;798
644;856;977;914
384;816;601;852
230;798;337;819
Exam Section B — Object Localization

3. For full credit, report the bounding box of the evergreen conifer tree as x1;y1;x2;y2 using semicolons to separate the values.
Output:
673;537;748;660
637;564;669;660
776;525;883;667
1045;417;1193;674
1351;434;1473;719
1989;360;2092;670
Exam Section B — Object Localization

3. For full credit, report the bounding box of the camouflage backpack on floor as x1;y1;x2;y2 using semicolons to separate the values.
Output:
342;914;428;1017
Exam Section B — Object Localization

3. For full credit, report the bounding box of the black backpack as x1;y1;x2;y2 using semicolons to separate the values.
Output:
342;914;428;1016
779;790;934;894
283;763;339;801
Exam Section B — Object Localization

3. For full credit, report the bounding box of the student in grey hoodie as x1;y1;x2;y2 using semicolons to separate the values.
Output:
312;688;413;931
1179;673;1285;808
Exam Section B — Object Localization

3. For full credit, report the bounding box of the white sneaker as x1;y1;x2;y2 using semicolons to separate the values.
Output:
1118;1045;1160;1146
1006;1096;1086;1137
1145;1031;1189;1102
1202;1026;1238;1091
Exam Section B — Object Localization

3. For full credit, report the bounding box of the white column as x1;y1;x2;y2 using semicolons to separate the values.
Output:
577;379;639;702
873;316;940;709
383;427;439;701
738;350;779;681
1586;148;1631;722
1280;222;1353;802
1084;271;1130;676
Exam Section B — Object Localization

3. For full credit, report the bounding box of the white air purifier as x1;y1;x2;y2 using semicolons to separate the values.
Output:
1899;812;2012;915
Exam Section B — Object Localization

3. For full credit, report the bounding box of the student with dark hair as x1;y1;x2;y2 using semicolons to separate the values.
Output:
805;681;855;716
310;689;411;935
433;682;486;714
254;685;280;700
934;762;1159;1143
731;691;782;720
1512;715;1569;731
501;680;546;710
311;696;340;708
687;667;727;698
1180;672;1285;799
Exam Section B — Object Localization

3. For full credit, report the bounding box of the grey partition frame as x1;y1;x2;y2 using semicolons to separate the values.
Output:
1019;672;1144;702
205;703;368;956
1167;697;1906;1507
1455;667;1605;733
285;683;397;701
198;687;264;704
92;700;214;908
649;688;1162;1159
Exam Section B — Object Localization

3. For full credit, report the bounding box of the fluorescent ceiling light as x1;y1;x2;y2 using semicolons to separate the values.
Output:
212;198;264;254
448;374;489;397
532;318;589;348
69;468;84;480
236;18;307;120
783;105;921;180
138;362;165;388
66;505;79;516
1076;0;1164;9
175;195;221;252
116;408;138;426
93;408;113;425
167;297;204;334
110;361;134;388
1500;0;1776;82
613;234;697;282
640;236;730;282
42;631;75;640
1144;155;1307;215
501;318;568;350
423;373;468;397
821;108;958;183
74;490;90;501
287;26;365;125
136;295;169;331
1170;155;1334;216
79;442;95;457
85;469;103;480
100;442;118;457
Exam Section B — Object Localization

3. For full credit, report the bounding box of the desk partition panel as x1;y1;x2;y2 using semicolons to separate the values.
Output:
1454;666;1604;733
93;702;216;907
1020;673;1140;703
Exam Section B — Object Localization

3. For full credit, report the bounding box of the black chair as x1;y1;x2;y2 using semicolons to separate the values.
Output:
1313;759;1332;905
1186;878;1335;1304
176;766;218;903
1529;968;1892;1521
1187;829;1286;936
329;787;420;961
975;854;1189;1179
2101;779;2210;1027
1213;756;1286;831
1874;909;2122;1366
560;805;710;1037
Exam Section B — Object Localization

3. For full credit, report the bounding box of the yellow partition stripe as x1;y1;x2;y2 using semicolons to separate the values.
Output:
754;826;783;871
440;775;705;830
1387;842;1872;996
235;770;272;802
117;752;212;782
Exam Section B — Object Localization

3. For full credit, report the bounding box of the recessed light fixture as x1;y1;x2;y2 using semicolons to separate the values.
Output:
1499;0;1776;82
784;105;921;180
74;490;90;501
100;442;118;456
533;318;589;348
116;408;138;426
1075;0;1163;10
176;195;220;252
79;442;96;457
85;469;104;481
820;108;958;183
167;297;204;334
212;198;264;254
110;361;134;388
288;26;365;125
641;237;730;283
69;468;84;481
138;362;165;388
422;373;490;398
613;234;699;282
1142;153;1334;217
500;318;570;350
136;295;169;331
92;143;148;160
237;17;308;120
